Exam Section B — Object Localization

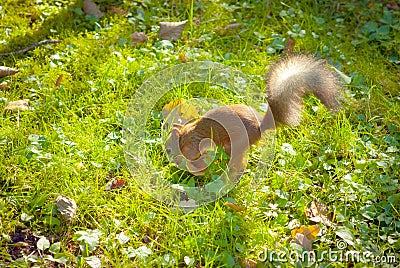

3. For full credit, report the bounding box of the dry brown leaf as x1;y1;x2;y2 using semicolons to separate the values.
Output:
56;195;77;222
55;74;63;87
225;202;246;212
83;0;103;19
159;21;187;41
387;2;400;10
105;179;127;190
305;201;335;226
291;225;320;241
4;99;30;112
109;6;127;15
291;225;320;250
162;99;198;130
243;258;257;268
178;53;188;63
162;99;198;120
14;242;30;248
288;219;301;229
75;162;87;171
0;81;9;90
223;23;242;31
0;66;19;78
131;32;148;46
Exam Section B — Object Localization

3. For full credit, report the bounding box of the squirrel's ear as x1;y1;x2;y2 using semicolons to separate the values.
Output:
171;125;182;137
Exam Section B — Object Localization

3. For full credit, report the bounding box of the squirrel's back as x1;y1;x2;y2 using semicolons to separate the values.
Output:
265;54;342;126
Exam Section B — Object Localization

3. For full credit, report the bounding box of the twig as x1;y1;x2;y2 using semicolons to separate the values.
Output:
0;39;60;57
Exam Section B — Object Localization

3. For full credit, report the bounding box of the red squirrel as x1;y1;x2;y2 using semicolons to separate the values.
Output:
165;55;342;175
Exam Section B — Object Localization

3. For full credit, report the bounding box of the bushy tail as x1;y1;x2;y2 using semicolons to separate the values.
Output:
265;54;342;126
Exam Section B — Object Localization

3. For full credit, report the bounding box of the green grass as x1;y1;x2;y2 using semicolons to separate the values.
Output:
1;0;399;267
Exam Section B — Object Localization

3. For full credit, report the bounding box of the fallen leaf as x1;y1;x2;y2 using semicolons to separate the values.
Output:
288;219;301;229
243;258;257;268
291;225;320;250
291;225;320;241
131;32;148;46
305;201;335;227
55;74;63;87
178;53;188;63
105;179;126;190
162;99;198;130
56;195;77;222
0;66;19;78
223;23;242;31
159;21;187;41
162;99;198;120
294;233;313;251
0;81;9;90
83;0;103;19
284;37;295;54
109;6;127;15
4;99;30;112
387;2;400;10
75;162;87;171
225;202;246;212
84;256;102;268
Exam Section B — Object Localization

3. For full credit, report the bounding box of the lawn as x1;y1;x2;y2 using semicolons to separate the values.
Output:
0;0;399;267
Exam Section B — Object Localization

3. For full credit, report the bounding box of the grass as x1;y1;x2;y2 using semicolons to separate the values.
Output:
1;0;399;267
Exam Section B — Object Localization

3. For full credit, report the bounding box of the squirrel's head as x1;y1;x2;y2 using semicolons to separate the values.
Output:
168;123;201;161
165;122;217;175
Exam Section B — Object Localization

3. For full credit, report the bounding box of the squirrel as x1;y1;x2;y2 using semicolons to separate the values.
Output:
165;54;343;176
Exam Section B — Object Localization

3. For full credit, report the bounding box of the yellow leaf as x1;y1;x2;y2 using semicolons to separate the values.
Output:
291;225;320;241
305;201;335;227
159;21;187;41
131;32;148;46
162;99;198;120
